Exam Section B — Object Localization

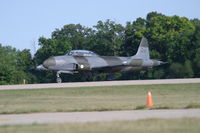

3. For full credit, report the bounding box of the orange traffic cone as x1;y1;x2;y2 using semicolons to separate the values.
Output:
147;92;153;107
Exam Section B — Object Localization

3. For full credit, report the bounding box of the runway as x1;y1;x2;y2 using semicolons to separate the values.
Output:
0;109;199;125
0;78;200;90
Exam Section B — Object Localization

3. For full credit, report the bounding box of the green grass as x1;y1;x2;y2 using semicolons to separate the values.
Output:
0;118;200;133
0;83;200;114
185;103;200;109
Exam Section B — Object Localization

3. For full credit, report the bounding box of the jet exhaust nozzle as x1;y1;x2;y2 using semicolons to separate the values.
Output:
160;61;168;65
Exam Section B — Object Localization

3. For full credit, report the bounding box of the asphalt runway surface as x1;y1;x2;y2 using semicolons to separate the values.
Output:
0;109;199;125
0;78;200;90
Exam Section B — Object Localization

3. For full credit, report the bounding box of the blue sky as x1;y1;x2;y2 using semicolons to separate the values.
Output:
0;0;199;53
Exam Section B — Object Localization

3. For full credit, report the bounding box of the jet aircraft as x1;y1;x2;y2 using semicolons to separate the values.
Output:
37;37;166;83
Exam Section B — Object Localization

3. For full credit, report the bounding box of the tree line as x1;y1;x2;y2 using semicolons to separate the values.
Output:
1;12;200;84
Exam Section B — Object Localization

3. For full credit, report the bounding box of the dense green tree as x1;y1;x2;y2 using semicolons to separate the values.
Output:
91;20;124;56
52;24;93;49
169;63;184;78
17;49;33;71
145;12;195;63
153;69;165;79
183;60;194;78
0;45;35;84
193;48;200;77
0;45;17;84
190;19;200;77
17;49;37;83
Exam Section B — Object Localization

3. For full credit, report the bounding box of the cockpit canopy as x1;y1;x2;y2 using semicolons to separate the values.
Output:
66;50;98;56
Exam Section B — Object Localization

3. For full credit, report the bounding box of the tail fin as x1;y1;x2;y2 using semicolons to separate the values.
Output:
134;37;150;60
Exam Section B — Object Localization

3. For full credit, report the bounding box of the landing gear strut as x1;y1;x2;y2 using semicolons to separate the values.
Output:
56;71;76;83
56;71;62;83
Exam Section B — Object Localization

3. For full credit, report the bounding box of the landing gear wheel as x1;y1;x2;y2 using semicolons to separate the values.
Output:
56;77;62;83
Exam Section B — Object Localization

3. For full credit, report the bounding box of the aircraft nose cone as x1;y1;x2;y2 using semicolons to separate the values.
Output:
43;57;56;68
36;64;48;70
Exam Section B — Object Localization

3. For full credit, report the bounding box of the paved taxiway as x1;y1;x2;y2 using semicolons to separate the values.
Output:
0;109;199;125
0;78;200;90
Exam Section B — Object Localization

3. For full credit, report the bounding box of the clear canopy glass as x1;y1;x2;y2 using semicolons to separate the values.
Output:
66;50;98;56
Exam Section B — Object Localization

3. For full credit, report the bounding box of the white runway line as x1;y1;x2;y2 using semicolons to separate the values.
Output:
0;78;200;90
0;109;200;125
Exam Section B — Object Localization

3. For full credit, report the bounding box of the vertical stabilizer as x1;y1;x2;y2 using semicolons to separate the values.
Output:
134;37;150;60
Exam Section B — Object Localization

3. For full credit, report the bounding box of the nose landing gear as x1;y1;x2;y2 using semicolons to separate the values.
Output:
56;71;62;83
56;71;75;83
